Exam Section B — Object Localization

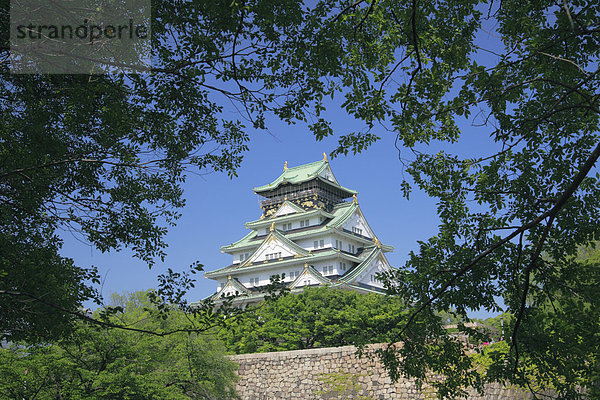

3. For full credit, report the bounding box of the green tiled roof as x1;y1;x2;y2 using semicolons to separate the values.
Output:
205;248;364;279
237;229;310;269
198;281;386;304
219;277;250;296
220;201;389;255
200;284;333;304
245;208;334;229
340;247;380;283
220;230;258;253
327;202;359;229
253;159;357;195
224;202;355;253
290;264;331;287
340;246;395;284
273;200;305;215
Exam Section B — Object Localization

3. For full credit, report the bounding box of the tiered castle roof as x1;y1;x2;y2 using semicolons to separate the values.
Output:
205;156;394;304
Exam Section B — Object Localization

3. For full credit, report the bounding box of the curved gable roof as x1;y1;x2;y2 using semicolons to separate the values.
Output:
253;159;357;196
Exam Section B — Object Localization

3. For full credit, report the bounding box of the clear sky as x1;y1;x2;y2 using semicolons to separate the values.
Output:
61;18;507;319
60;94;502;320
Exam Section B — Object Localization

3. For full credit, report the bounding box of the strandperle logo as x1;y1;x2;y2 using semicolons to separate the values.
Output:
14;19;149;43
10;0;151;74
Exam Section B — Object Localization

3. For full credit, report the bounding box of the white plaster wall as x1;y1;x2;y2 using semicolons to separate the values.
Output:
355;258;388;289
274;203;298;216
295;235;332;251
318;165;336;182
234;250;252;264
251;240;296;262
342;211;373;238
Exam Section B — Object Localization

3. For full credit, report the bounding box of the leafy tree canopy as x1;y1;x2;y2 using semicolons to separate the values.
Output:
0;0;403;341
222;287;408;354
2;0;600;398
284;0;599;398
0;291;238;400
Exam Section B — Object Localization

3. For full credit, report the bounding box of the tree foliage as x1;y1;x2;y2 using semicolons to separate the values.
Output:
314;372;375;400
222;287;408;354
305;0;600;398
2;0;600;397
0;291;238;400
0;0;392;341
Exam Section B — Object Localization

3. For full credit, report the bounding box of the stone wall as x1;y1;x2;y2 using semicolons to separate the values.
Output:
230;344;545;399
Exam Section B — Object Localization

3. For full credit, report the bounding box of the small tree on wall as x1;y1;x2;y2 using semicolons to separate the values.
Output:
314;372;374;400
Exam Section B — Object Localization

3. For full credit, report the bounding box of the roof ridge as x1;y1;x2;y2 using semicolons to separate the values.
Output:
285;159;326;171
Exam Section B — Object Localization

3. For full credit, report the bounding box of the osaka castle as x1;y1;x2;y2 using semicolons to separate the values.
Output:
205;154;395;304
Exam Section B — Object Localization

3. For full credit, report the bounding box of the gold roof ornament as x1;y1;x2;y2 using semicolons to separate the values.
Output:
353;194;358;204
374;237;382;249
270;222;275;232
323;152;328;161
227;275;232;280
284;161;288;170
304;263;309;269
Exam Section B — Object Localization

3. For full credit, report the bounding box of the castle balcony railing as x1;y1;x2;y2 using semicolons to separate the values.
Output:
259;187;344;209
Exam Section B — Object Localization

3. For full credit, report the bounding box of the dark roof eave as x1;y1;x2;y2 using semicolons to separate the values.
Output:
254;177;356;197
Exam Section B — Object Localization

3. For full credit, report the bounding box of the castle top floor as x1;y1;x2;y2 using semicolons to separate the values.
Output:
254;155;356;217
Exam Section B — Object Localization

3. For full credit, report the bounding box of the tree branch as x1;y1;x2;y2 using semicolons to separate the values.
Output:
0;290;219;337
391;139;600;343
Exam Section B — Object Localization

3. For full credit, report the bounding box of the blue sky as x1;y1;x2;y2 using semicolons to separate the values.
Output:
61;98;503;320
61;14;508;319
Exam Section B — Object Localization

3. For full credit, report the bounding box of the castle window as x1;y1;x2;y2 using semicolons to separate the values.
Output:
290;270;299;280
300;219;310;228
314;240;324;249
283;222;292;230
348;244;355;253
265;252;282;260
321;266;333;275
339;262;347;271
352;226;363;235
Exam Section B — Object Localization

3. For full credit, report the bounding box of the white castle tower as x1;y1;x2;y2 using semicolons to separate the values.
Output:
205;154;394;304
